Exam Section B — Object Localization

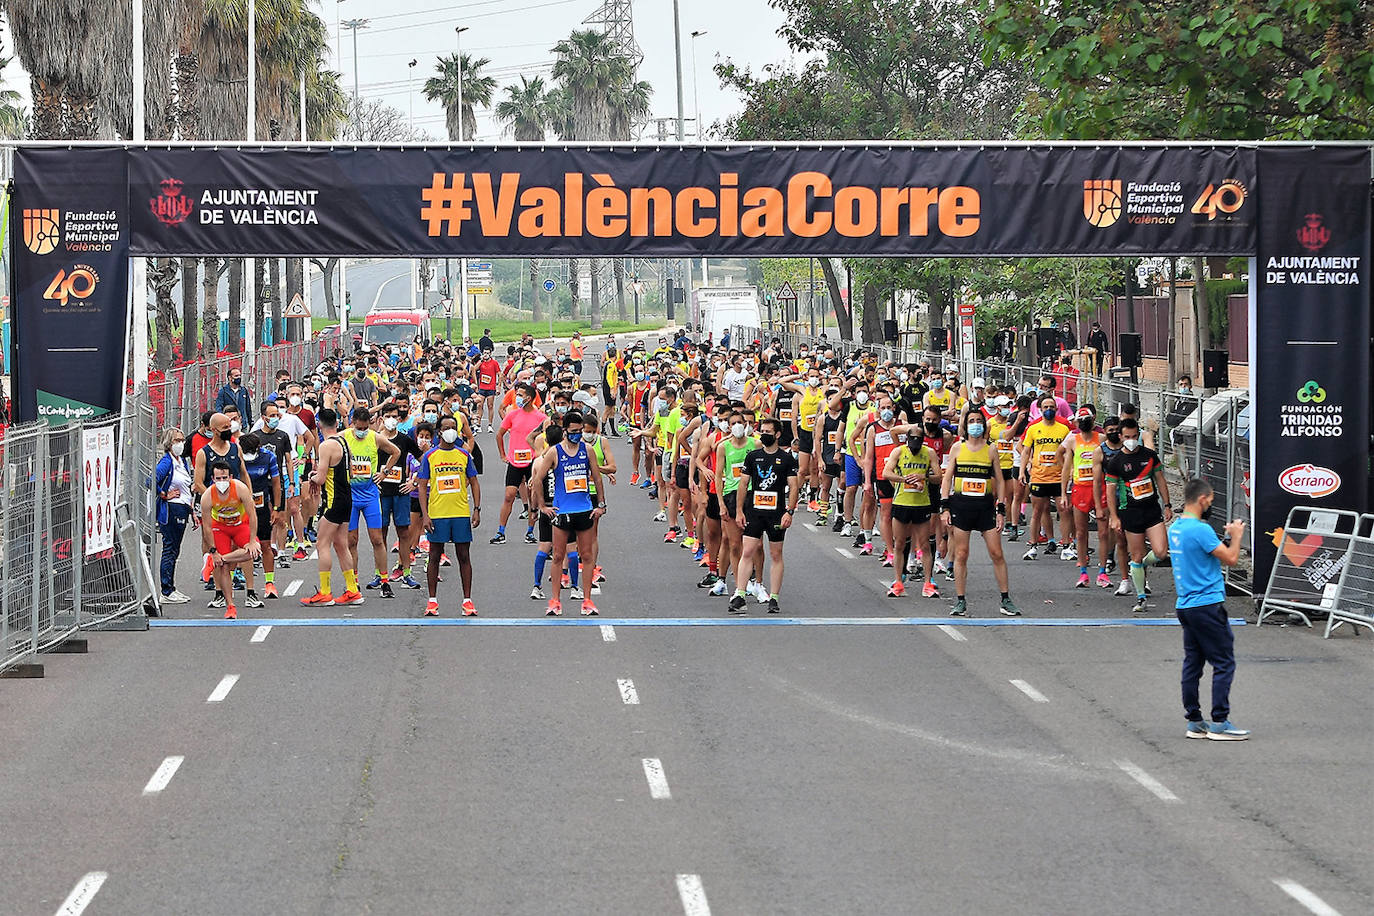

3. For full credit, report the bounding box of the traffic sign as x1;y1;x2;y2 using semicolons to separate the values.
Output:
468;287;493;296
439;297;454;317
777;281;797;300
543;278;557;292
957;303;975;317
282;292;310;318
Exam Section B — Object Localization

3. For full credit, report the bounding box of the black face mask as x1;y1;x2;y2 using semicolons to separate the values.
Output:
924;422;941;435
1106;432;1121;444
758;432;777;447
230;377;241;386
1078;418;1094;433
217;430;233;442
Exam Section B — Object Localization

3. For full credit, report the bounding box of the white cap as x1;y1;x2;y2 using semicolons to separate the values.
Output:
971;377;986;389
993;395;1010;407
572;390;595;406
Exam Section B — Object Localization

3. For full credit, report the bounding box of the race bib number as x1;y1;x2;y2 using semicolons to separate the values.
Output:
1038;451;1057;466
732;465;745;479
1075;465;1094;482
436;473;462;494
253;492;266;508
513;448;532;464
827;430;840;445
350;458;372;478
779;408;794;421
874;430;893;447
479;373;493;386
906;478;926;493
996;439;1014;453
752;491;778;510
384;465;405;484
960;478;988;497
1129;478;1156;499
564;473;588;493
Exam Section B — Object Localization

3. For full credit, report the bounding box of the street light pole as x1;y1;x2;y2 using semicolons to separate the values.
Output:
672;0;685;141
246;0;257;363
342;18;369;133
456;26;471;342
690;29;707;139
408;58;417;133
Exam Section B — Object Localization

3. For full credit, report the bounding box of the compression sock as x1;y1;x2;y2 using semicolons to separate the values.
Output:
497;524;506;535
343;569;359;593
1143;549;1161;566
568;552;580;587
534;550;549;587
1130;561;1146;597
1078;566;1087;577
319;570;331;595
264;572;274;584
526;525;535;537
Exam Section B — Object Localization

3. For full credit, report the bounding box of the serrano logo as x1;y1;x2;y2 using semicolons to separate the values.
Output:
150;178;194;226
1278;464;1341;498
43;264;99;306
23;208;61;254
1189;180;1247;220
419;172;981;241
1082;179;1122;228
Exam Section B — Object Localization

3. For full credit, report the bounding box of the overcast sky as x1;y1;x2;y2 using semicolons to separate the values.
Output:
0;0;797;141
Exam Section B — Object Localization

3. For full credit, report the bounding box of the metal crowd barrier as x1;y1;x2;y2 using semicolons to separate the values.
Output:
1257;507;1366;630
1326;515;1374;637
0;392;159;675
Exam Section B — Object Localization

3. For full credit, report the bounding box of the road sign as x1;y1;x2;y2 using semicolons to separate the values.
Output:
470;261;492;273
777;281;797;301
957;303;975;317
543;278;557;292
282;292;309;318
439;297;454;317
578;275;592;301
468;287;493;295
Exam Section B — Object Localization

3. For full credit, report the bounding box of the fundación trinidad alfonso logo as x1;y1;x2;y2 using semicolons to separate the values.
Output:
1297;213;1331;253
22;207;60;254
150;178;194;226
1083;179;1122;228
1296;379;1327;403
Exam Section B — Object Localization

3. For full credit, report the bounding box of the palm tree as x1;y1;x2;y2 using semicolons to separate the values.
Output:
545;85;576;141
0;58;30;139
529;259;542;324
181;257;200;359
424;53;496;141
551;29;631;141
494;75;553;140
568;258;582;321
202;259;222;359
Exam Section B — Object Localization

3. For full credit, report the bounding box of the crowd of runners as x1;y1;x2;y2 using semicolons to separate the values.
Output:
154;329;1183;620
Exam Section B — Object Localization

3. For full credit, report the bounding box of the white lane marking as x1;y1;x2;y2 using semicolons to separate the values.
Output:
250;625;272;643
1273;879;1343;916
676;874;711;916
308;550;318;561
803;523;817;531
641;758;671;799
835;547;854;559
936;625;967;642
206;674;240;703
142;756;185;796
1009;679;1049;703
371;270;410;309
284;578;303;596
55;872;108;916
1115;759;1180;802
600;624;617;642
618;678;640;705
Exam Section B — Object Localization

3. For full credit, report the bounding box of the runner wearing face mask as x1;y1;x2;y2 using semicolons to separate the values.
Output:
731;418;799;615
532;411;606;617
715;409;759;610
199;460;264;620
862;393;903;559
345;406;403;599
942;416;1021;618
814;390;846;526
1017;396;1072;561
237;432;281;607
790;370;825;507
375;402;424;590
691;403;732;593
881;431;940;599
1094;416;1131;595
1103;417;1173;614
1057;405;1108;587
493;383;548;544
417;415;482;617
839;378;875;537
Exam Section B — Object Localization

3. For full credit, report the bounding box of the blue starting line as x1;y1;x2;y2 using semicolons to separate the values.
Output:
149;616;1248;628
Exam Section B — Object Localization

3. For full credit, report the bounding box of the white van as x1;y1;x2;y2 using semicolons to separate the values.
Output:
693;287;760;343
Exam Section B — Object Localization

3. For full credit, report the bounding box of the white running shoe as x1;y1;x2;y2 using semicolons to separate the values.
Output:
569;586;585;599
652;510;667;523
530;585;545;600
1022;546;1039;561
162;590;190;604
1060;546;1078;561
841;522;853;537
754;582;770;604
709;580;727;597
932;557;949;576
1115;579;1133;596
591;584;602;595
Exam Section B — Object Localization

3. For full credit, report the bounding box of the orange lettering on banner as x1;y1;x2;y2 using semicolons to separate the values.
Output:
939;187;980;237
907;187;939;235
676;188;717;237
586;174;628;238
834;186;878;237
563;173;583;236
718;172;740;236
518;187;560;237
787;172;833;237
472;173;519;235
629;187;673;236
741;187;784;237
879;187;910;236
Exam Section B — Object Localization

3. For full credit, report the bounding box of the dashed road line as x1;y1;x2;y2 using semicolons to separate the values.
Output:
142;756;185;796
284;579;303;596
1115;759;1179;802
206;674;240;703
1273;879;1342;916
308;550;318;561
803;523;817;531
600;624;617;642
250;625;272;643
642;758;671;799
835;547;854;559
936;625;968;642
55;871;108;916
675;874;711;916
618;678;640;705
1009;679;1049;703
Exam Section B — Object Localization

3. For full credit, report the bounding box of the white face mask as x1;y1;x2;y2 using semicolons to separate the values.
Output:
1122;438;1140;451
383;417;399;431
856;392;870;405
241;451;258;462
288;395;302;407
352;427;368;439
715;418;730;432
229;420;241;434
214;480;231;494
441;428;459;444
171;440;184;456
731;422;746;438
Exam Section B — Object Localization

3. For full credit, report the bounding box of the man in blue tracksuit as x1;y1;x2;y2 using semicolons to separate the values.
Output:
1167;478;1249;741
214;367;253;427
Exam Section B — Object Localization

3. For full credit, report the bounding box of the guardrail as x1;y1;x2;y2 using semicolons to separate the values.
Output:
1258;506;1374;637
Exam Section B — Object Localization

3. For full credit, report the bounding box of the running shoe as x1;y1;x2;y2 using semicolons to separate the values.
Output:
1133;598;1148;614
293;546;308;561
461;599;477;617
224;605;238;620
681;536;696;549
639;478;653;489
424;599;439;616
202;553;215;580
561;573;571;589
162;590;191;604
693;546;706;562
1022;545;1040;561
698;554;711;568
1105;556;1117;575
593;566;605;583
591;584;602;595
728;594;748;614
932;557;949;576
570;586;584;599
807;499;819;512
580;599;599;616
232;570;246;590
999;597;1023;617
663;528;678;543
832;515;844;532
381;582;395;599
208;591;227;609
943;564;955;583
754;582;770;604
245;590;264;609
486;424;494;433
276;557;291;570
887;580;906;598
335;590;365;606
922;582;940;599
1115;579;1133;596
1006;525;1020;541
1075;573;1090;588
841;522;853;537
697;572;719;589
546;599;562;616
767;597;780;615
949;598;968;617
1044;540;1058;555
391;564;406;580
1060;546;1078;562
852;532;867;549
709;580;728;597
489;532;508;544
300;591;335;607
1096;573;1112;589
1185;721;1210;739
440;555;452;567
304;527;317;543
630;472;640;485
881;551;894;568
365;574;385;590
518;507;529;520
859;541;874;556
531;585;546;600
1206;721;1251;741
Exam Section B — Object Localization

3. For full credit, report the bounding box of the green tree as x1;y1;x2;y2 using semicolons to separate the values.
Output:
423;52;496;141
494;74;555;141
551;29;631;141
0;58;29;139
980;0;1374;139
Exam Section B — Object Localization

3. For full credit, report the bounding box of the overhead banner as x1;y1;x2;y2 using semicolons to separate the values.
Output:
1252;147;1371;592
11;148;129;422
127;146;1257;258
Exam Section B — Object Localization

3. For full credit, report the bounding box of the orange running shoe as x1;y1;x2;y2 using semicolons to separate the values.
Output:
335;590;365;606
440;554;452;567
630;472;640;485
224;604;238;619
921;582;940;599
887;580;906;598
292;546;308;561
202;553;214;581
263;583;279;599
580;599;599;616
461;598;477;617
593;566;605;583
698;554;711;568
546;598;562;616
424;599;439;616
561;573;571;589
300;591;335;607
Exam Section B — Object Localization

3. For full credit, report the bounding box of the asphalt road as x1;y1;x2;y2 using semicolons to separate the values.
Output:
3;422;1371;915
